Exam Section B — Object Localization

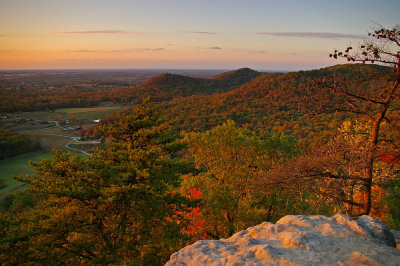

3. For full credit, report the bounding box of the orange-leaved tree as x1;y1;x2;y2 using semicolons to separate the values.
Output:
330;25;400;215
269;25;400;217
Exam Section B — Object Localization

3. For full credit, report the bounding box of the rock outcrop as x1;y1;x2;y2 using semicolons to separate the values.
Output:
166;214;400;265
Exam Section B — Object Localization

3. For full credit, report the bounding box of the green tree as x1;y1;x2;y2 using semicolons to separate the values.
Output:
0;194;15;212
181;120;296;238
385;175;400;229
0;102;191;265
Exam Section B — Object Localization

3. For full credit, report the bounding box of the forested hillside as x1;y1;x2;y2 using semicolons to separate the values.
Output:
155;64;390;142
0;68;260;112
112;67;262;103
1;25;400;265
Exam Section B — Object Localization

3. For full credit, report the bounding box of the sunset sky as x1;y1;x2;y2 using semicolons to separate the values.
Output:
0;0;399;70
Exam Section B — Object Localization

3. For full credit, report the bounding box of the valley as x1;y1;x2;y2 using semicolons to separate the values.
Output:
1;0;398;264
0;103;131;194
1;62;399;264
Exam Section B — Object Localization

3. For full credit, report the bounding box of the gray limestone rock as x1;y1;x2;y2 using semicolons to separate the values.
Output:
166;214;400;266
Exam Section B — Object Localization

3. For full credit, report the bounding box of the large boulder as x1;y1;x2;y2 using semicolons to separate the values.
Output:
166;214;400;265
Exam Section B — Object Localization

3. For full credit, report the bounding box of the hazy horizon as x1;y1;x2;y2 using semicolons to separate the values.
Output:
1;0;399;70
0;67;291;72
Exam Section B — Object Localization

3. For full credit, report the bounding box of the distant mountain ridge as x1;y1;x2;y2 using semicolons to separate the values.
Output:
155;64;390;135
211;67;261;81
112;68;263;103
108;63;390;140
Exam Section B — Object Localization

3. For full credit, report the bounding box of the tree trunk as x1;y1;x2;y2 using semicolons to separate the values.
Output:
363;110;386;215
363;76;399;215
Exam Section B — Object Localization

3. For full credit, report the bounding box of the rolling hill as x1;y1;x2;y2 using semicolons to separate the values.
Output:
105;63;390;144
155;64;389;140
112;68;262;104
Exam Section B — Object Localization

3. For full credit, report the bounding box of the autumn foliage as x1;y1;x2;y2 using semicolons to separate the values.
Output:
1;25;400;266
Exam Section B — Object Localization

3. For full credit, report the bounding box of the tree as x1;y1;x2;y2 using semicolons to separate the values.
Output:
271;25;400;216
181;121;296;238
0;102;192;264
330;25;400;215
268;120;395;216
86;125;95;137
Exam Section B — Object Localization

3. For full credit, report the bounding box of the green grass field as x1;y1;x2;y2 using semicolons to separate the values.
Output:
1;103;130;126
57;106;124;114
0;152;53;195
29;134;74;152
56;104;129;120
0;104;131;196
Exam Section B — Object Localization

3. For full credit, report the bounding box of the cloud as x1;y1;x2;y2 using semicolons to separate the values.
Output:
68;49;98;53
257;32;363;39
137;48;166;51
196;46;223;50
181;31;217;35
67;49;134;53
54;30;136;34
67;48;166;53
251;50;268;54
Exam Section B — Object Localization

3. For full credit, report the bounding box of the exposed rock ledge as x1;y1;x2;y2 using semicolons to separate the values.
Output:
166;214;400;265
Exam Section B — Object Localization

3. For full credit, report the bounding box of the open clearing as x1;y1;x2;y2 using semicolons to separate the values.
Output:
29;133;75;151
0;152;53;195
1;103;130;127
0;104;129;195
57;106;124;114
2;103;129;150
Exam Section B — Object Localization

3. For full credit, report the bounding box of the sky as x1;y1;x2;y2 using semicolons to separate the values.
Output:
0;0;399;70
